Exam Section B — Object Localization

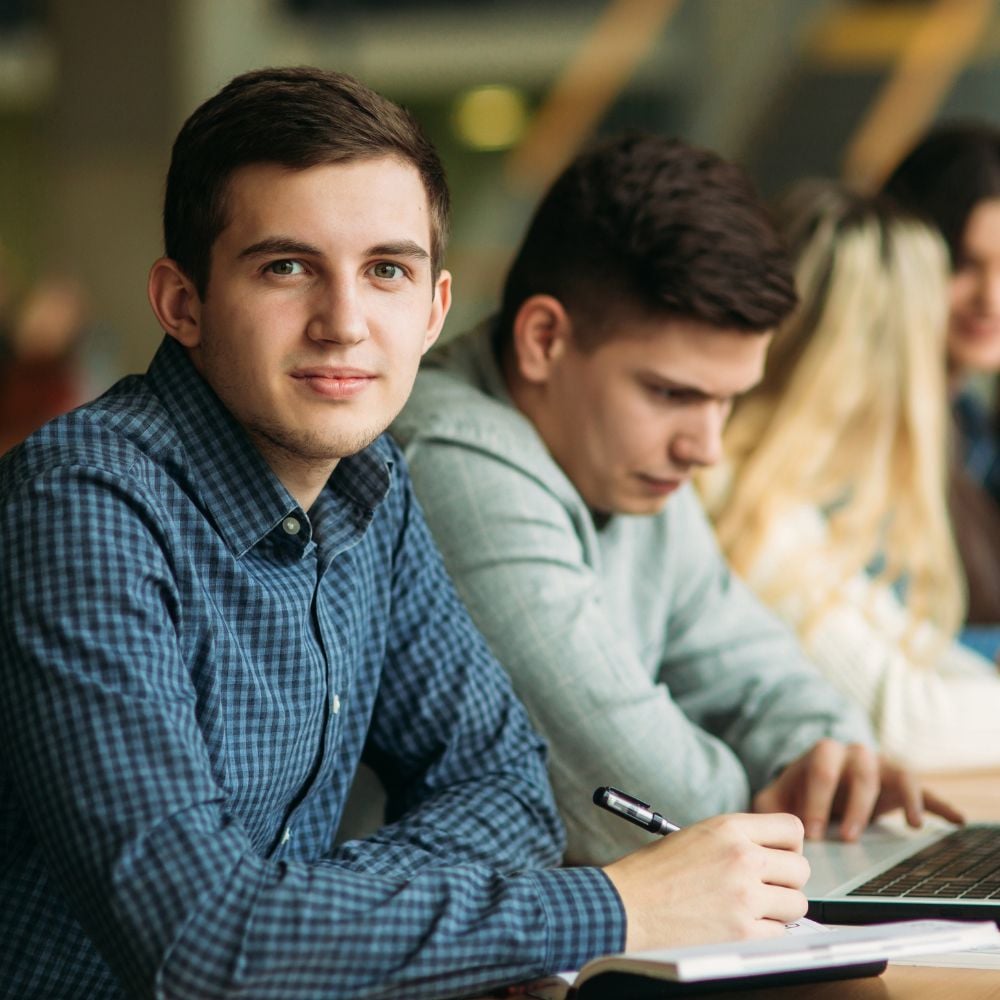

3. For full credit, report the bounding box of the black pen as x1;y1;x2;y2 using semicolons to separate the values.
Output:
593;786;680;835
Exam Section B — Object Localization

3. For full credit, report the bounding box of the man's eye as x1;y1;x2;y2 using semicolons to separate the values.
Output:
267;260;304;276
649;385;687;401
371;262;405;280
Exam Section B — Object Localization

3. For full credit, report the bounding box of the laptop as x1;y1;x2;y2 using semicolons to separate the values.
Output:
806;821;1000;924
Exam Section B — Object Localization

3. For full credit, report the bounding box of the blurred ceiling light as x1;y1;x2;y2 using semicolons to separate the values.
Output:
0;27;56;111
452;85;529;151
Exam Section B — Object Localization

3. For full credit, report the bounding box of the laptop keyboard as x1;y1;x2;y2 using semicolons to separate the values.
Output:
853;826;1000;900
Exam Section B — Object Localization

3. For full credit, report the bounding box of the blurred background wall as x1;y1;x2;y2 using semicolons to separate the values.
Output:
2;0;1000;387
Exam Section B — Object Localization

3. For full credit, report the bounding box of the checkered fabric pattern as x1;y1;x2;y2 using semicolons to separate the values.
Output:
0;336;625;999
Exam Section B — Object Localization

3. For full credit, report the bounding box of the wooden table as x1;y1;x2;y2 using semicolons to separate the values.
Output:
923;768;1000;822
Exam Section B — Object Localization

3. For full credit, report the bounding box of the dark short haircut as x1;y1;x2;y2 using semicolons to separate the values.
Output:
164;66;450;297
882;122;1000;264
496;132;797;351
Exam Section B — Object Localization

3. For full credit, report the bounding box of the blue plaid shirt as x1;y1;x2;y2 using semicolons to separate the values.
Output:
0;336;624;999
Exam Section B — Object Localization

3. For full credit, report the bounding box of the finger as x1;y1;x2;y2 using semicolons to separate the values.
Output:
799;739;846;840
836;745;881;842
752;786;781;814
882;766;925;829
760;846;811;890
756;884;809;925
738;812;806;852
923;789;965;826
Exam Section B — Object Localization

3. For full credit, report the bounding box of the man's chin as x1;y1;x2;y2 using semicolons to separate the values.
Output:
595;494;673;518
255;422;389;464
628;499;672;517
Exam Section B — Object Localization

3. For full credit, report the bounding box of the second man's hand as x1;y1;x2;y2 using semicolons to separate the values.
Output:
752;739;965;841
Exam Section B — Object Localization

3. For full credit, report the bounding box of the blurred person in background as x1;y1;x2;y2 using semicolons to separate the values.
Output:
0;273;90;454
699;181;1000;771
882;124;1000;659
393;135;959;868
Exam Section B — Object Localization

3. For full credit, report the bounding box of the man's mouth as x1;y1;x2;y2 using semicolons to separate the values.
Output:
291;367;377;399
635;474;685;496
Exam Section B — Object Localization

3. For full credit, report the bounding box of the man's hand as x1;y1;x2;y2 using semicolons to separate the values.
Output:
752;739;965;841
602;813;809;952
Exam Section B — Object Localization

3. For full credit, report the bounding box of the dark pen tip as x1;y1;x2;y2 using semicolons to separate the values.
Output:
592;786;609;805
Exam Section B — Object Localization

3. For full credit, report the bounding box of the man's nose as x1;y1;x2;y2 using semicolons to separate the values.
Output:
670;403;725;468
307;277;369;345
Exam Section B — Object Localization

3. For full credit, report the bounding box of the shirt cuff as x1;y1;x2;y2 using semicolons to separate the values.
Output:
523;866;626;973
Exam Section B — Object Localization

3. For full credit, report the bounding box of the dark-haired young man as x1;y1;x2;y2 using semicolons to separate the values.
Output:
0;71;816;1000
394;133;959;868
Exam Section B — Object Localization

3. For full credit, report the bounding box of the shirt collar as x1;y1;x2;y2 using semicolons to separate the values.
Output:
146;336;392;558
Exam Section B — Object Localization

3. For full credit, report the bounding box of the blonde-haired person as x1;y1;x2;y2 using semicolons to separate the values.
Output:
882;123;1000;654
698;180;1000;770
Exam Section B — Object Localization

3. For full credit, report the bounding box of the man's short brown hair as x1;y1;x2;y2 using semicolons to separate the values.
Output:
164;66;450;297
497;132;797;350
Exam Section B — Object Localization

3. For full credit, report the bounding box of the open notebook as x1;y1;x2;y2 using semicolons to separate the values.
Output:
512;918;998;999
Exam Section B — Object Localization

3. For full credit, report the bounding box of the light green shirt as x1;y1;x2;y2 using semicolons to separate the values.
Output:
392;323;875;865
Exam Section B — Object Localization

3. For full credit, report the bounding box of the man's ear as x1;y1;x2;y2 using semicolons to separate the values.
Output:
422;269;452;355
511;294;572;384
147;258;202;348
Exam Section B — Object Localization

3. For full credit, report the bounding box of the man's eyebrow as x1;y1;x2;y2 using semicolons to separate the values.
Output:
236;237;430;263
644;371;763;401
238;237;323;260
367;240;430;261
641;372;715;398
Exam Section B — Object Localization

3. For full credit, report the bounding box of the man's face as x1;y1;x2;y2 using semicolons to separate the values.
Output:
534;315;770;516
181;157;449;487
949;196;1000;375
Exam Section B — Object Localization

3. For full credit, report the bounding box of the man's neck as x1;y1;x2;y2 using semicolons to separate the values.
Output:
500;345;539;425
247;431;338;512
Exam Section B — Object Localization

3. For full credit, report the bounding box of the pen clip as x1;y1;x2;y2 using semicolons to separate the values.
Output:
593;786;680;835
595;786;650;811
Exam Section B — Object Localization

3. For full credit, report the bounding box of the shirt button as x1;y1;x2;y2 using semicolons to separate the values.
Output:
331;694;341;714
282;516;301;536
281;826;292;845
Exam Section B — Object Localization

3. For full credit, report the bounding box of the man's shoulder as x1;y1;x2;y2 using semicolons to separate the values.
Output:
393;331;551;474
395;361;524;448
394;370;585;529
0;374;180;497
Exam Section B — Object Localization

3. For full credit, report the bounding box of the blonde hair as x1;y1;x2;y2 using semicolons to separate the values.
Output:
700;180;965;648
